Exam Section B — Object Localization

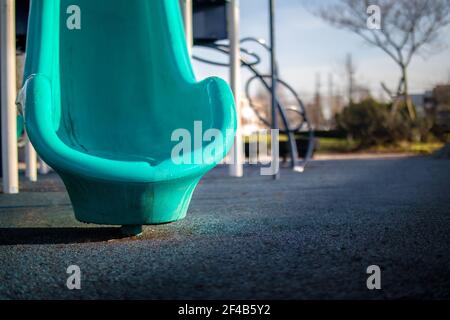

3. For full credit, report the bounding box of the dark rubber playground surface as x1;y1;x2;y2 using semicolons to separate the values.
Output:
0;156;449;299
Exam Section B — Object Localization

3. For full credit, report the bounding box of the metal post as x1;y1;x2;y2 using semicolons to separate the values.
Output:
25;135;37;182
38;158;51;175
181;0;193;57
269;0;280;179
1;0;19;193
228;0;243;177
16;52;37;182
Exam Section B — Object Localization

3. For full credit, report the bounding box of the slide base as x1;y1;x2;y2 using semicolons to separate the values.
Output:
120;225;143;237
59;171;201;226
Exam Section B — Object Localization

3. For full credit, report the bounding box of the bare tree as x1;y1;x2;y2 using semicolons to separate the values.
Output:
346;53;356;105
316;0;450;120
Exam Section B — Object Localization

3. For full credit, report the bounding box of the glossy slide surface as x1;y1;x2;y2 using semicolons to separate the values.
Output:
22;0;236;229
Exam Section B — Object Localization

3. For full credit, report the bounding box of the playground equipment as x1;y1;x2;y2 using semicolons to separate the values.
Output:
1;0;32;185
1;0;19;193
192;0;314;172
19;0;236;235
1;0;243;192
1;0;307;196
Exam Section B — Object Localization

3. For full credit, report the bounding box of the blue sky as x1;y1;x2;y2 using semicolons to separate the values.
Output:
192;0;450;103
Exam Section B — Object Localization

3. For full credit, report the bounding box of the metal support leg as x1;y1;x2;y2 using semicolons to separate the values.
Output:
25;135;37;182
1;0;19;193
269;0;280;179
180;0;193;57
228;0;244;177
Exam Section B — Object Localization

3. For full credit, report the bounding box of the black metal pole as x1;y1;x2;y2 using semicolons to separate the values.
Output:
269;0;280;179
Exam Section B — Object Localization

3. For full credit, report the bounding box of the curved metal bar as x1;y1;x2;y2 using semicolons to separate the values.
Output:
192;44;261;67
192;41;315;171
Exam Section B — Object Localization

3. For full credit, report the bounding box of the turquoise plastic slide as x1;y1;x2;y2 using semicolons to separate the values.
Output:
20;0;236;235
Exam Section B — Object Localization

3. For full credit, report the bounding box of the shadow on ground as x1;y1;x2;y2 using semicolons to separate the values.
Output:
0;227;123;245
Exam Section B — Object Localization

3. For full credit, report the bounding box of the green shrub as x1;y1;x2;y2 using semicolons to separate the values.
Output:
336;98;410;148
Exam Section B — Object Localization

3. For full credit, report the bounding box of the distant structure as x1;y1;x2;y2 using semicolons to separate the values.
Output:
433;85;450;132
409;92;434;117
346;53;356;105
407;85;450;132
240;98;262;135
353;85;372;103
304;73;326;130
